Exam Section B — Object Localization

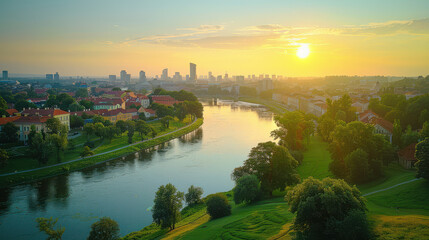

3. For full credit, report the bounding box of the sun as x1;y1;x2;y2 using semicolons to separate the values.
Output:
296;44;310;59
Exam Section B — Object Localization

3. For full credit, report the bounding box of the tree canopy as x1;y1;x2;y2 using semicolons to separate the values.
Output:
152;183;184;230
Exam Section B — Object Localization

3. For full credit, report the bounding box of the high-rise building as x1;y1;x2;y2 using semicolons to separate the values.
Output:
224;73;229;81
189;63;196;81
120;70;127;82
272;75;277;80
46;74;53;80
186;75;189;81
125;74;131;83
208;71;215;82
54;72;59;81
162;68;168;80
109;75;117;82
260;78;273;91
173;72;182;81
2;70;8;80
217;75;222;82
139;71;146;81
236;75;245;83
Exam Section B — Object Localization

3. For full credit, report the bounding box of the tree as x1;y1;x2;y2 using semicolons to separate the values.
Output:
115;120;127;134
416;138;429;180
46;118;62;134
401;125;419;147
206;193;231;219
135;120;151;140
112;87;121;91
87;217;120;240
285;177;369;239
14;99;37;111
344;149;369;184
152;183;184;230
93;122;105;139
0;96;7;109
49;125;68;162
0;148;8;168
103;126;118;143
75;88;88;98
317;115;338;142
83;123;95;141
79;100;94;110
70;115;84;129
151;103;174;118
0;122;19;143
185;185;203;206
160;116;174;129
421;121;429;139
392;119;402;149
232;142;299;196
233;175;260;204
36;217;65;240
30;133;52;165
81;146;94;158
272;111;313;150
126;120;135;144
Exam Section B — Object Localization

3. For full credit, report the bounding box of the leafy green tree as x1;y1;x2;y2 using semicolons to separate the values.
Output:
0;148;9;168
232;142;299;196
93;122;105;139
81;146;94;158
317;114;338;142
68;102;84;112
70;115;84;129
46;118;62;134
152;183;184;230
36;217;65;240
103;126;118;143
401;125;419;147
135;120;151;140
285;177;368;239
150;126;157;138
345;149;369;184
392;119;402;149
160;116;174;129
272;111;311;150
115;120;127;134
421;121;429;139
49;125;68;162
79;100;94;110
87;217;120;240
0;96;7;109
206;193;231;219
126;120;135;144
30;133;52;165
0;122;19;143
75;88;88;98
151;103;174;118
83;123;95;141
14;99;37;111
326;94;356;123
416;138;429;180
233;175;260;204
185;185;203;206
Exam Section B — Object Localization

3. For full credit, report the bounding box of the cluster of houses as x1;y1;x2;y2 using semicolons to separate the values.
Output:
0;88;182;144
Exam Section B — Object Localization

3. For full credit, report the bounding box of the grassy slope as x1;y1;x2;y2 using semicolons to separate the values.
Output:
0;118;203;187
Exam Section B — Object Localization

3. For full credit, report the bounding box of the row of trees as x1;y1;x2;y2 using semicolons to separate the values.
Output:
36;216;120;240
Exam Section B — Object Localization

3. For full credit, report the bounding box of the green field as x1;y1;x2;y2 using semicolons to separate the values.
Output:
123;135;429;240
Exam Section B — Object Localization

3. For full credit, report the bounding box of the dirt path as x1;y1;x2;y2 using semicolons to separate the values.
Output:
362;178;421;197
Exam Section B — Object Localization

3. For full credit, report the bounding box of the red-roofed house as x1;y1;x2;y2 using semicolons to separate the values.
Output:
358;110;379;123
5;109;18;116
14;116;50;142
138;108;156;118
101;109;133;123
70;109;109;117
22;108;70;128
398;143;417;169
0;116;21;131
151;95;179;106
93;98;125;110
370;117;393;143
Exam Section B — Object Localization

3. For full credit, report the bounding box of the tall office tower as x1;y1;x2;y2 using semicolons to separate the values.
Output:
265;74;269;79
259;74;264;80
139;70;146;81
236;75;245;83
109;75;117;82
208;71;215;81
217;75;222;82
224;73;229;81
120;70;127;82
173;72;182;81
46;74;53;80
248;75;251;80
189;63;196;81
125;74;131;83
260;78;274;91
54;72;60;81
161;68;168;80
2;70;8;80
252;74;256;80
272;75;277;80
186;74;189;81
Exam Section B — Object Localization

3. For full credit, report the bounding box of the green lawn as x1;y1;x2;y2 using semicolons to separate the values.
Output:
297;136;333;180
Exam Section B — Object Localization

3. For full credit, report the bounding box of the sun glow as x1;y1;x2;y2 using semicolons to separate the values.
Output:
296;44;310;59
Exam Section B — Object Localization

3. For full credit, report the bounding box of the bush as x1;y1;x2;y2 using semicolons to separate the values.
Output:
206;193;231;219
233;175;260;204
87;217;120;240
185;185;203;206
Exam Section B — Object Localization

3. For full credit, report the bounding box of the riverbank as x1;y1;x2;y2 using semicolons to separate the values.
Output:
122;136;429;239
0;118;203;188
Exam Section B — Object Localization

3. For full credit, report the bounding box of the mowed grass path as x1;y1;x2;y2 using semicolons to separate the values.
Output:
297;136;333;180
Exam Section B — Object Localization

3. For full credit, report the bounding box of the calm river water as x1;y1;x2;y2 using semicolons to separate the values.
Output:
0;101;276;239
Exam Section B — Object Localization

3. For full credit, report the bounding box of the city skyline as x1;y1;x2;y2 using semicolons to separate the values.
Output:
0;0;428;77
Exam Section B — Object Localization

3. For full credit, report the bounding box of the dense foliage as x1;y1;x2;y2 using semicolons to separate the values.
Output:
87;217;120;240
233;175;260;204
206;193;231;219
152;183;184;230
185;185;204;206
286;177;370;239
416;138;429;180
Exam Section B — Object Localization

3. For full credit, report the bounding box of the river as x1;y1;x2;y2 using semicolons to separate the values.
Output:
0;100;277;239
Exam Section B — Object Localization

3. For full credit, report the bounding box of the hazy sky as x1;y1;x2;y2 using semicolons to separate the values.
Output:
0;0;428;77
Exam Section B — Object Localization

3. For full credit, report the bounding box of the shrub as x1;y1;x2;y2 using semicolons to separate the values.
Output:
290;150;304;164
84;141;95;148
206;193;231;219
233;175;260;204
185;185;203;206
87;217;120;240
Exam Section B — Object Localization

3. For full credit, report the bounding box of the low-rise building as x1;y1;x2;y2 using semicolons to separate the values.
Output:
398;143;417;169
21;108;70;129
